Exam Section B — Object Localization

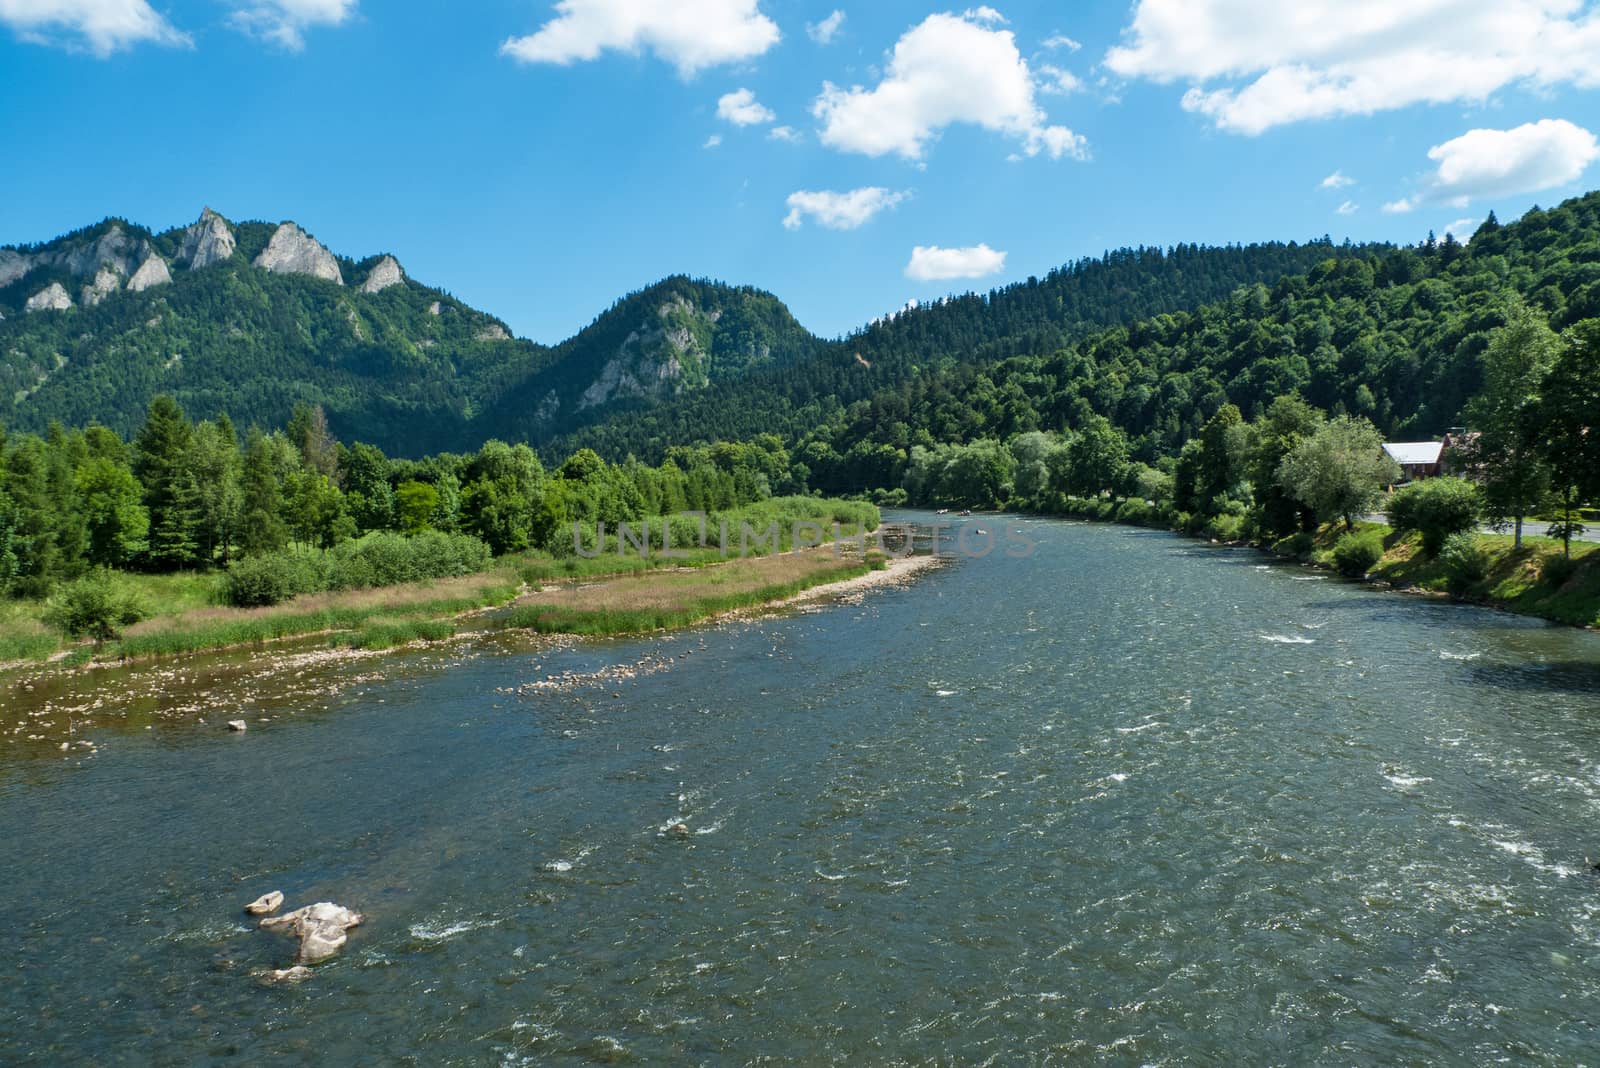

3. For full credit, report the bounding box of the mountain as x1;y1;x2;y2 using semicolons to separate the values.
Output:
2;207;1406;460
0;211;814;455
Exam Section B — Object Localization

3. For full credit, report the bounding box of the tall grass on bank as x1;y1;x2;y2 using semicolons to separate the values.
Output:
500;553;883;636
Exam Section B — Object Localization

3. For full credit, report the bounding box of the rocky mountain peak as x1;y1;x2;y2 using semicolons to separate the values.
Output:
359;255;404;294
254;223;343;285
81;266;124;306
177;208;236;270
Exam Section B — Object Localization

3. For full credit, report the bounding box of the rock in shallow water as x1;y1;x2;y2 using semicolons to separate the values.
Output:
245;890;284;916
227;720;247;732
260;902;364;964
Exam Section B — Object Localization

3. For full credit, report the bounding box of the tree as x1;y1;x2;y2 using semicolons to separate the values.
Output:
134;396;201;569
189;419;242;565
238;430;291;557
1250;395;1324;538
1066;417;1130;498
1539;322;1600;496
1278;415;1399;529
395;481;440;534
1387;477;1480;556
1459;300;1557;548
75;457;148;567
1194;403;1251;511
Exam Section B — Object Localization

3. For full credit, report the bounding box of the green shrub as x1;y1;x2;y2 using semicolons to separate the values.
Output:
223;553;324;607
42;571;147;640
1332;531;1384;578
1542;553;1581;587
1206;513;1246;541
1387;478;1480;557
1439;533;1490;594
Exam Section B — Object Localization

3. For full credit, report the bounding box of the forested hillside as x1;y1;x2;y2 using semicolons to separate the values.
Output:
616;193;1600;496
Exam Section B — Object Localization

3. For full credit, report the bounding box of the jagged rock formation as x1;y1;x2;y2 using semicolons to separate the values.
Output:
254;223;343;284
59;225;145;278
475;323;510;342
359;255;404;293
577;297;709;409
0;249;29;287
81;266;124;306
176;208;236;270
25;282;72;313
127;254;172;292
428;301;442;316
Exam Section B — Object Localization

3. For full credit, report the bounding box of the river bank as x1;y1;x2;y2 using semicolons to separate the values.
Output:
0;546;936;752
1026;498;1600;629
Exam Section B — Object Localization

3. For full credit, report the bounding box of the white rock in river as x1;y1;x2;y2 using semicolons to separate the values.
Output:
257;965;315;984
227;719;248;732
260;902;364;964
359;255;404;293
127;254;172;292
25;282;72;313
176;208;236;270
254;223;343;285
245;890;285;915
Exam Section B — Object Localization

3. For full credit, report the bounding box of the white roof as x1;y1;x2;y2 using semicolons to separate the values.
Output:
1383;441;1444;465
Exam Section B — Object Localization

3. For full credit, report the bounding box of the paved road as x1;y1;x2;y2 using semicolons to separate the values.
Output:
1359;515;1600;543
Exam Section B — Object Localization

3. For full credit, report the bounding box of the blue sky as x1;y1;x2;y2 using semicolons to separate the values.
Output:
3;0;1599;343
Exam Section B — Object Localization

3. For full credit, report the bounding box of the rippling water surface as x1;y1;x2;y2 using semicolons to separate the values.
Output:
4;515;1600;1064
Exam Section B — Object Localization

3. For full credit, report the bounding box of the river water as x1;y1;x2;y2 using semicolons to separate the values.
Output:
3;515;1599;1064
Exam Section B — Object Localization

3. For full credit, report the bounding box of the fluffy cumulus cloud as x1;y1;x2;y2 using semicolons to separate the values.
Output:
783;187;908;231
502;0;779;76
768;124;801;143
811;10;1086;162
1425;119;1599;202
1320;170;1353;190
905;243;1007;281
806;8;843;44
1104;0;1600;134
229;0;355;49
717;87;775;126
0;0;190;55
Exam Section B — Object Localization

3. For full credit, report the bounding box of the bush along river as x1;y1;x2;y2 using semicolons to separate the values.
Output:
2;513;1599;1064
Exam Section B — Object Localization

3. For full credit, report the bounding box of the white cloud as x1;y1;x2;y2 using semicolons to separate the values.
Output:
1036;63;1081;95
0;0;190;55
1104;0;1600;135
807;8;843;44
784;187;907;230
1320;170;1353;190
1382;198;1415;214
963;5;1005;23
502;0;780;76
229;0;355;50
906;243;1007;281
717;87;775;126
1336;200;1358;215
1441;217;1480;240
1425;118;1599;201
703;133;723;148
768;124;802;142
812;11;1085;162
1042;34;1081;51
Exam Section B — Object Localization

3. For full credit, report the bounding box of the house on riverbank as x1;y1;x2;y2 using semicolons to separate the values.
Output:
1382;441;1444;481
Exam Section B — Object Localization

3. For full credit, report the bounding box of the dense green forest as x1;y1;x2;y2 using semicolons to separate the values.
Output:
0;395;801;609
558;193;1600;492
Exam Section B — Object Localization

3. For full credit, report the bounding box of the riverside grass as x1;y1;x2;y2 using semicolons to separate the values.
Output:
0;496;883;667
499;550;888;636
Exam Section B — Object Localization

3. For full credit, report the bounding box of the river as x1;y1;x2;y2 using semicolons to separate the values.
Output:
3;514;1599;1064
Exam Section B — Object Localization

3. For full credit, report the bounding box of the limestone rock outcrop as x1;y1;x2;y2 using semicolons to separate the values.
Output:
260;902;364;964
254;223;343;285
127;254;172;292
81;266;123;306
0;249;33;287
359;255;404;293
25;282;72;313
176;208;236;270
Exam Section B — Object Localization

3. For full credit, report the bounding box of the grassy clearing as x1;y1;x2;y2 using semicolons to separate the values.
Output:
79;570;519;662
499;550;885;636
1291;522;1600;626
511;497;881;588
